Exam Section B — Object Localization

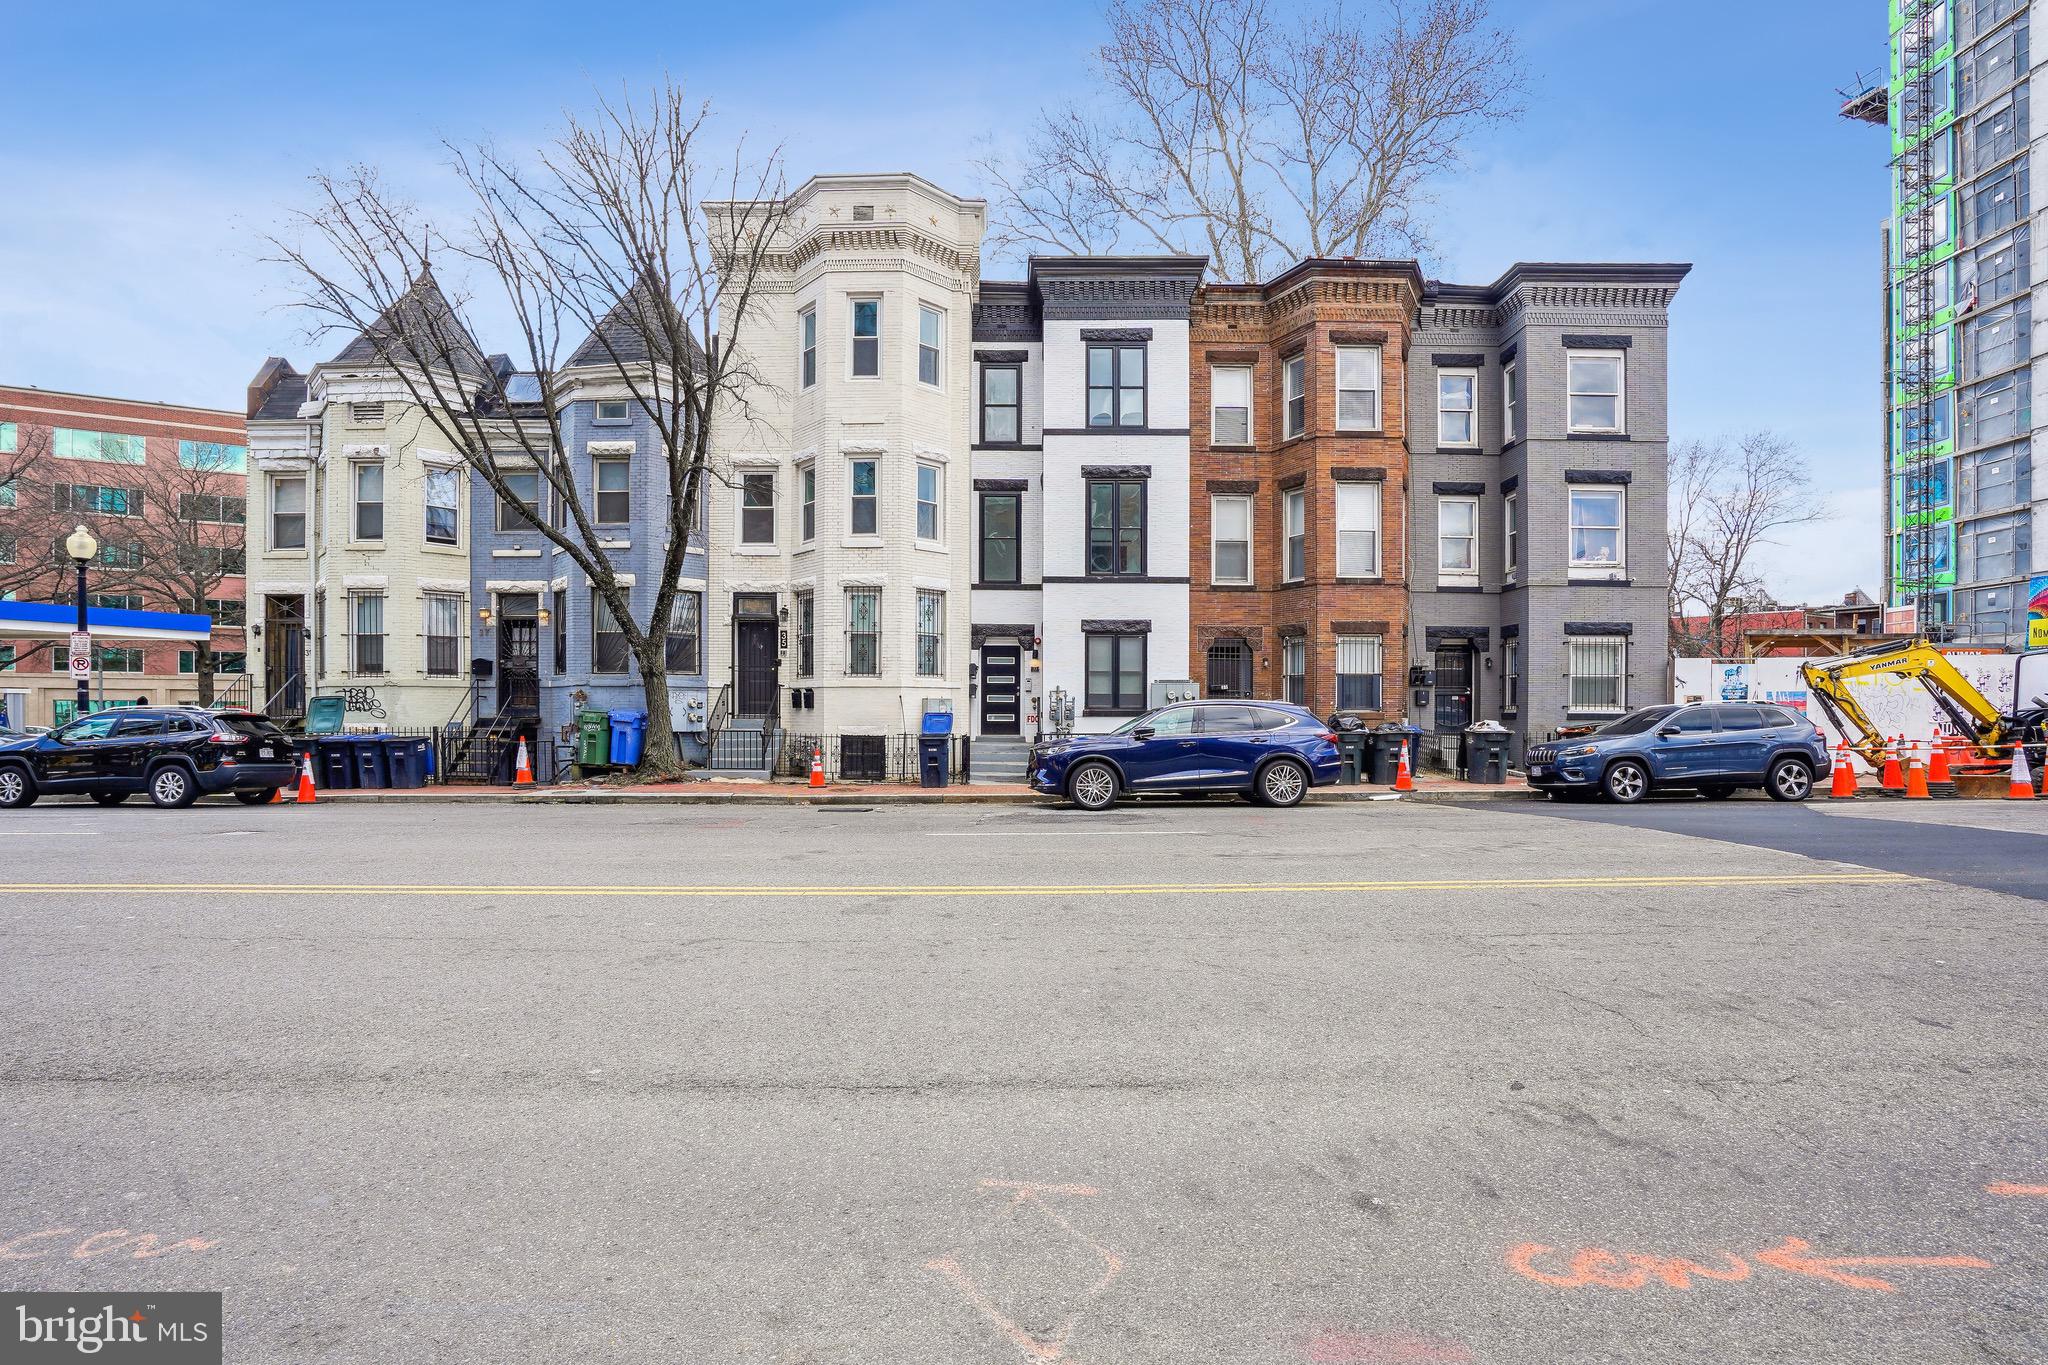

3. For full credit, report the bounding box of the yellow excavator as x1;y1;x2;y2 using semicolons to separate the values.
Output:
1800;639;2048;775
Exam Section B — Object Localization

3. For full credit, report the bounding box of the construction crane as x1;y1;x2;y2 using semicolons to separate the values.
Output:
1801;640;2048;773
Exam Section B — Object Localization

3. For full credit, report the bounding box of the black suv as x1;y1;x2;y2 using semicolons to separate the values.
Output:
0;708;298;809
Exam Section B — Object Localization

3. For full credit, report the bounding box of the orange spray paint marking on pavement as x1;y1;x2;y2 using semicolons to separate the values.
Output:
925;1179;1122;1363
0;1227;218;1261
1986;1181;2048;1197
1509;1236;1988;1295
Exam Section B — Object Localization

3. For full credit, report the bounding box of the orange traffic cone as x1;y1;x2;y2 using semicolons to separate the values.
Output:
1928;735;1953;785
1879;736;1903;791
1393;738;1415;792
269;783;284;803
514;737;534;785
295;752;317;804
2007;745;2037;800
809;746;826;789
1904;746;1932;799
1829;743;1857;799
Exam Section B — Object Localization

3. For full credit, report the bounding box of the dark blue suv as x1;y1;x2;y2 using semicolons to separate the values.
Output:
1524;702;1829;803
1029;700;1341;811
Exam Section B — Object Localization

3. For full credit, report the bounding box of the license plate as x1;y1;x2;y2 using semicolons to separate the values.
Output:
259;747;274;759
1529;764;1549;777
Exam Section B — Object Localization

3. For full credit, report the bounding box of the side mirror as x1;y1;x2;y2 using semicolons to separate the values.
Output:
1657;726;1681;738
1131;727;1156;741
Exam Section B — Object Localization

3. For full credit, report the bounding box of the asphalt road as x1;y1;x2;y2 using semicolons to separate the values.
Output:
1;796;2044;1364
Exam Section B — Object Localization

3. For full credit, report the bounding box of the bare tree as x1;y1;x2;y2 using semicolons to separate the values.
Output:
1668;432;1823;658
977;0;1524;279
269;82;788;778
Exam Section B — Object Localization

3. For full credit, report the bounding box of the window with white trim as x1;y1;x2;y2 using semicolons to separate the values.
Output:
1335;346;1381;431
1281;636;1306;704
1283;354;1306;438
271;475;306;550
1503;360;1520;442
1504;492;1519;577
424;467;459;545
1438;369;1477;446
1502;638;1520;712
594;458;630;526
1282;487;1306;581
915;589;944;676
595;400;630;424
1335;634;1382;712
349;593;386;675
1567;351;1625;433
352;462;384;540
591;590;628;673
498;471;541;530
850;459;878;537
1211;365;1252;444
1211;494;1251;584
424;593;462;676
799;462;816;542
794;590;814;677
918;305;943;387
845;588;880;676
1437;496;1478;585
1568;487;1626;575
1335;482;1380;577
740;472;775;546
916;463;942;541
799;306;817;389
666;592;701;674
1567;637;1626;713
850;298;881;378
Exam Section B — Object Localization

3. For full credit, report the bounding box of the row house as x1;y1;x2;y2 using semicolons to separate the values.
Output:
969;256;1205;740
1188;260;1421;726
0;384;250;728
702;173;983;756
1407;262;1690;762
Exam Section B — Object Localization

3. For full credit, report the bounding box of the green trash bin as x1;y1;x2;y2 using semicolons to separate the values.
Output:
576;709;610;769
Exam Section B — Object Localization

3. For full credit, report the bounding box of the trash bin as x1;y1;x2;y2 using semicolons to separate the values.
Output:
305;695;345;736
316;736;354;789
1335;731;1369;785
383;735;430;789
919;736;951;788
577;709;611;769
350;734;390;790
1369;723;1423;785
1462;723;1511;784
608;710;647;768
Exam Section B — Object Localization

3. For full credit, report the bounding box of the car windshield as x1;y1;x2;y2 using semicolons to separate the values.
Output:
1112;711;1160;735
1589;706;1678;737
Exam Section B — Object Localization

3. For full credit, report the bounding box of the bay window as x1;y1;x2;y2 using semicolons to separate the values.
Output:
1335;346;1381;431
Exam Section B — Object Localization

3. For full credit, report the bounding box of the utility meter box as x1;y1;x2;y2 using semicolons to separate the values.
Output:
1149;679;1199;708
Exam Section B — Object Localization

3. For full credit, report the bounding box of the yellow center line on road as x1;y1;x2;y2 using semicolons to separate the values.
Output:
0;872;1918;899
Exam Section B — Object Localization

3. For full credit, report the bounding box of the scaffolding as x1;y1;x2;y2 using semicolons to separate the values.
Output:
1845;1;1958;640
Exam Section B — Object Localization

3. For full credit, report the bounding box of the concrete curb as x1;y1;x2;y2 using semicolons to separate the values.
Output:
301;784;1546;807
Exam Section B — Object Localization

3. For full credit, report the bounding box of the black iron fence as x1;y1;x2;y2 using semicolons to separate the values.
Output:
776;733;969;783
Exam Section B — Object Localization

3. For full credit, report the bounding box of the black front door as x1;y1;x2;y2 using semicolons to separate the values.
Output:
1434;646;1473;732
263;596;306;717
736;620;777;717
980;644;1022;735
498;617;540;714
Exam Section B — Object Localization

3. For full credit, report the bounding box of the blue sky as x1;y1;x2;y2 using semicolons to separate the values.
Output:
0;0;1883;601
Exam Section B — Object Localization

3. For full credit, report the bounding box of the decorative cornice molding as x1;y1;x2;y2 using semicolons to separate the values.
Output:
1564;621;1634;636
1080;618;1152;634
1080;464;1151;479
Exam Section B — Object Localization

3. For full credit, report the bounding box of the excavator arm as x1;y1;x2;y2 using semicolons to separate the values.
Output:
1800;640;2013;769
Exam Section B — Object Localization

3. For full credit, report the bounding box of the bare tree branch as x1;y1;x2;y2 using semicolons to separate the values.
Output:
979;0;1523;278
1668;431;1823;657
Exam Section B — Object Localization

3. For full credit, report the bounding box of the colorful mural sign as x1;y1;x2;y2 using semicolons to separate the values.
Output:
2028;575;2048;649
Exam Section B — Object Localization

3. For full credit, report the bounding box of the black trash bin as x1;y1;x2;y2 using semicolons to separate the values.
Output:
1463;726;1511;784
918;736;951;788
350;735;390;790
1335;732;1369;785
384;736;430;789
1364;727;1404;785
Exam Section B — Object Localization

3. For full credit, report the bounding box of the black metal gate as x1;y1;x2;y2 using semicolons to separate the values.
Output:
497;617;540;714
736;620;777;717
1434;645;1473;732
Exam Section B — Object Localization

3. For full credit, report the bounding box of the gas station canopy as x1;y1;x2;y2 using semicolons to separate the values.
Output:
0;600;213;642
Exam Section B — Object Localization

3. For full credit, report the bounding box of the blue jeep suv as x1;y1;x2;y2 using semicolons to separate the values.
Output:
1524;702;1830;803
1029;700;1341;811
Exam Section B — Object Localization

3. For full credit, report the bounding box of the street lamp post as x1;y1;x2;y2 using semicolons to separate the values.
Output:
65;524;97;719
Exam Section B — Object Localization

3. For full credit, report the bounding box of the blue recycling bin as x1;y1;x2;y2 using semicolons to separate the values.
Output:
316;737;354;789
350;734;390;789
608;709;647;768
383;736;429;789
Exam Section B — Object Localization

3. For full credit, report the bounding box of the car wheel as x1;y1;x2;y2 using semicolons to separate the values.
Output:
1603;760;1650;804
0;765;36;810
1766;757;1814;803
146;765;199;810
1256;758;1309;808
233;788;276;806
91;791;129;806
1699;785;1736;801
1067;761;1119;812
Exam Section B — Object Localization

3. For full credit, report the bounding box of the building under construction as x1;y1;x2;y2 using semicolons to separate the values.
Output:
1843;0;2039;646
